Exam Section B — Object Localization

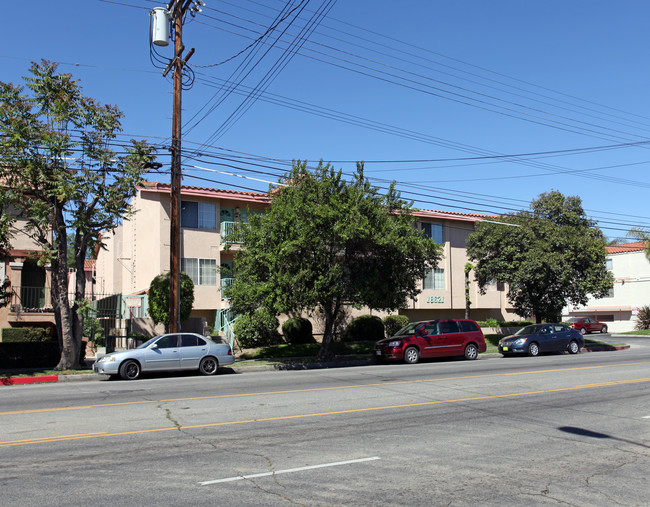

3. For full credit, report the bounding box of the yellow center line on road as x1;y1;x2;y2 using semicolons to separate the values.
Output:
1;361;649;417
2;377;649;448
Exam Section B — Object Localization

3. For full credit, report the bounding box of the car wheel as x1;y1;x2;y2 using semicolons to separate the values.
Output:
568;340;580;354
601;325;608;334
199;356;218;376
119;360;141;380
580;327;587;335
403;346;420;364
528;342;540;357
464;343;479;360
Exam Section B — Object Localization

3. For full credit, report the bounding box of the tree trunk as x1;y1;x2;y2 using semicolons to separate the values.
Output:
71;233;88;362
52;208;79;370
317;301;340;362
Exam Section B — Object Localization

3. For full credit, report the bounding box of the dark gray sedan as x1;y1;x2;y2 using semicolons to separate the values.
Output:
93;333;235;380
498;324;584;357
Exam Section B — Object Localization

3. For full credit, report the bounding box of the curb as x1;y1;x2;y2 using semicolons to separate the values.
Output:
1;375;59;386
0;344;633;385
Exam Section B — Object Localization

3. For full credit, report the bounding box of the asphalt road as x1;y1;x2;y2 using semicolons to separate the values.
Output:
1;338;649;506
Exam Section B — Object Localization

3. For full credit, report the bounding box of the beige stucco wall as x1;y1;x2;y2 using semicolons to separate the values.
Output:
95;186;521;330
566;248;650;332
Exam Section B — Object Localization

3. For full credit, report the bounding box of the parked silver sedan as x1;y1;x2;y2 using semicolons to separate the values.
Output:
93;333;235;380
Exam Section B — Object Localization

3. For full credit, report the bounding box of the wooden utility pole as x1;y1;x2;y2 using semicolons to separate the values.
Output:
164;0;196;332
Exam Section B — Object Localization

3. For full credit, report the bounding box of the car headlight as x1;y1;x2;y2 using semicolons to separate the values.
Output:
388;340;402;347
513;338;527;346
99;356;116;363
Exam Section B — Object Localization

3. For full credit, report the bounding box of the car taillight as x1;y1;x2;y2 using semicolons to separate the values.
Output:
228;348;232;355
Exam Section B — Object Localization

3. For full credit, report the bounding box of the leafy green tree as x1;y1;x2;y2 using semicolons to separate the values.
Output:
466;191;613;323
627;228;650;262
148;272;195;332
226;161;442;360
0;61;155;368
464;262;474;319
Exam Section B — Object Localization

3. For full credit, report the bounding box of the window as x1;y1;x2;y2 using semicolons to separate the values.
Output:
181;258;217;286
423;268;445;290
181;334;206;347
421;222;443;243
459;320;479;332
439;320;459;334
181;201;216;230
605;258;613;270
156;335;179;348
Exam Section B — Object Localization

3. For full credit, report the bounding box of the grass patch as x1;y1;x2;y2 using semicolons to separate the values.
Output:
583;338;626;347
238;340;375;360
618;329;650;335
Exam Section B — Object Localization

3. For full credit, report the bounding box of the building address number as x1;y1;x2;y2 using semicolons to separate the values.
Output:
426;296;445;304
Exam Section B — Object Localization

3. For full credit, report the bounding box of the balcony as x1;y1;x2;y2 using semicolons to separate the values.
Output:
220;221;241;245
8;286;55;325
220;277;234;300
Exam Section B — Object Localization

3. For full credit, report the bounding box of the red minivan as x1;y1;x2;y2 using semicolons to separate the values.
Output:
374;319;486;364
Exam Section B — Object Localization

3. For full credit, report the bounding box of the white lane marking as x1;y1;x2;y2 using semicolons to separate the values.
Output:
643;416;650;419
200;456;381;485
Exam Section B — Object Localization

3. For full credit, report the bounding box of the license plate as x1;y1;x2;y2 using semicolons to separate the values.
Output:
375;350;381;356
503;346;509;351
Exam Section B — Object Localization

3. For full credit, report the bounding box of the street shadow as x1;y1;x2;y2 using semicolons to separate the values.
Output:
558;426;650;449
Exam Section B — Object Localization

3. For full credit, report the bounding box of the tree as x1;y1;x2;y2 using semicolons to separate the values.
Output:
466;191;613;323
627;228;650;262
226;161;443;360
148;272;195;332
0;61;155;369
464;262;474;319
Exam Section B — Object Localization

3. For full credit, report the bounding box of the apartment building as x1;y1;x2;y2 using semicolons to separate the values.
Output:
564;241;650;332
94;181;518;336
0;208;55;333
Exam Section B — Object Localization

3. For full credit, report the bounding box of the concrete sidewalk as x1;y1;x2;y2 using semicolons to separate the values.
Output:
0;341;634;386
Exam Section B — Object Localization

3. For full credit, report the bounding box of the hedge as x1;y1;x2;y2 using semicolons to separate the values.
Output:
2;327;54;343
0;342;60;369
340;315;385;342
282;317;315;344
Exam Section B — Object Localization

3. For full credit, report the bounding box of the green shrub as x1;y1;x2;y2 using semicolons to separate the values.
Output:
2;327;53;343
499;320;534;327
383;315;410;337
282;317;315;344
635;305;650;330
234;311;283;348
83;317;105;345
0;342;60;368
341;315;384;342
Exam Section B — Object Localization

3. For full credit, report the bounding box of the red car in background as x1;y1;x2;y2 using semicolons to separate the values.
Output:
566;317;608;335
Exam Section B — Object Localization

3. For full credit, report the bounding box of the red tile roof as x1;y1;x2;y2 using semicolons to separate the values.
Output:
138;181;270;204
605;241;647;254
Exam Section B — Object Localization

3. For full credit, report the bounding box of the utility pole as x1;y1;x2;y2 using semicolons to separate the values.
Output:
151;1;201;333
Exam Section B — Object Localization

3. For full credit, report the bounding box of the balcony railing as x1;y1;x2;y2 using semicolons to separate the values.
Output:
220;221;241;244
10;286;50;313
220;277;235;300
8;287;147;319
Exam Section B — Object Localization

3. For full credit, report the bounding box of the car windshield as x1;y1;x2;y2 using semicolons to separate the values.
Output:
515;325;543;336
394;322;423;336
137;336;160;349
566;318;580;323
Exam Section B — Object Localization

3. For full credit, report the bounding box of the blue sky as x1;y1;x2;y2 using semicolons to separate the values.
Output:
3;0;650;240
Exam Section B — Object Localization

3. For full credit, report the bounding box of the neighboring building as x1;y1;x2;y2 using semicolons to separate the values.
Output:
0;207;55;334
95;182;519;338
564;241;650;332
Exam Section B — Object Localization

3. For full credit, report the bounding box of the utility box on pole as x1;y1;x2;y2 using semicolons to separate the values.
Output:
151;7;170;46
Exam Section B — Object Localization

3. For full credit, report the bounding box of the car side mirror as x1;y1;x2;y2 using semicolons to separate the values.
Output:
150;343;158;349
